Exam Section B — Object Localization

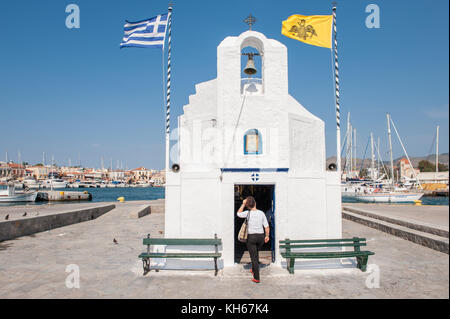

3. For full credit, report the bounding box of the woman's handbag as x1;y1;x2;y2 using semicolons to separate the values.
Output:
238;211;250;243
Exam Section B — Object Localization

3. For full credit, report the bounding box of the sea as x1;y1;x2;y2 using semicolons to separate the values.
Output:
342;195;449;206
0;187;448;207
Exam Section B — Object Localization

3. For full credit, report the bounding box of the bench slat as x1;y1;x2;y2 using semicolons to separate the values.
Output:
143;238;222;246
281;251;374;259
139;252;221;259
279;243;367;249
279;238;366;244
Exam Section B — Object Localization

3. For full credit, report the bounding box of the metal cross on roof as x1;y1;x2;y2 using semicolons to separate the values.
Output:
244;14;256;30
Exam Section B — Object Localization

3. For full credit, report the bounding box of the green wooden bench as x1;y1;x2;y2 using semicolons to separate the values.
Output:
279;237;374;274
138;233;222;276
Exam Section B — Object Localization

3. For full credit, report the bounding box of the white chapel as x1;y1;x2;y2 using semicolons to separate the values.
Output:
164;29;342;268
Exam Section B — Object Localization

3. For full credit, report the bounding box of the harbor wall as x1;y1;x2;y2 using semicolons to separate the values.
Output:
0;204;115;242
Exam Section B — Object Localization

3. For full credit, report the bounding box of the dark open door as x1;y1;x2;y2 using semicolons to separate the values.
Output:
234;184;275;264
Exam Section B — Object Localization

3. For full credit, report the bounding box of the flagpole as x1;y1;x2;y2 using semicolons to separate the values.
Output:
332;2;341;175
165;4;173;173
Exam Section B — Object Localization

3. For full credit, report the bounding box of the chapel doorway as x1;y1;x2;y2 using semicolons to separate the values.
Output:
234;184;275;264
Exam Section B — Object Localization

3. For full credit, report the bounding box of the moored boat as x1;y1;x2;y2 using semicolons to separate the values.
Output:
355;191;424;203
0;185;37;202
41;178;67;189
23;177;41;189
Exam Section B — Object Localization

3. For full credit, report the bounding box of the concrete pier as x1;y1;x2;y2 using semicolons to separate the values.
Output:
37;190;92;201
342;203;449;254
0;200;448;298
0;203;115;242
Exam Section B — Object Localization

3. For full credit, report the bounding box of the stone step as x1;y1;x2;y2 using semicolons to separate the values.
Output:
148;199;165;214
343;207;449;238
129;205;151;219
342;210;449;254
238;250;272;264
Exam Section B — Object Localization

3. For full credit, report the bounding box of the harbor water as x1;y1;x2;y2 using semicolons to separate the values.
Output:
342;195;448;206
0;186;447;206
0;187;165;206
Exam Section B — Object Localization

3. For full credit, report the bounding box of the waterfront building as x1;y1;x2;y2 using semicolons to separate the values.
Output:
398;158;449;184
416;172;449;185
399;158;420;179
165;30;341;268
7;162;25;179
0;161;12;180
60;166;83;181
131;167;154;181
150;170;166;186
108;170;125;180
28;165;50;180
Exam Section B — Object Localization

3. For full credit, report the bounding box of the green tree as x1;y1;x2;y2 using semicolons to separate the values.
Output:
418;160;435;172
418;160;449;172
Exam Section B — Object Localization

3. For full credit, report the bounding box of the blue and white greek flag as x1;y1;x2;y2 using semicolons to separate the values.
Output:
120;13;168;49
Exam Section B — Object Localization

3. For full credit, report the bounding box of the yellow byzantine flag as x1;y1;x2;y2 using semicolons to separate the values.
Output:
282;14;333;49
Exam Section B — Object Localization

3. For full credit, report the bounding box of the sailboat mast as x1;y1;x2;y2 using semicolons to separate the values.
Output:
370;132;375;180
387;114;395;185
353;128;356;173
436;125;439;182
377;137;380;174
51;155;54;191
346;112;351;175
350;124;353;174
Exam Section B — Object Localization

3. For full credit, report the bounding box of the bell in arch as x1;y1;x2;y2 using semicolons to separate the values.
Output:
243;53;258;76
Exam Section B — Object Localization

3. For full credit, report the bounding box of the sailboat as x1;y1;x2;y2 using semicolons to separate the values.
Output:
355;114;424;203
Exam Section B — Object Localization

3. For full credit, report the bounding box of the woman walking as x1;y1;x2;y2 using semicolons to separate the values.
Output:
237;196;270;283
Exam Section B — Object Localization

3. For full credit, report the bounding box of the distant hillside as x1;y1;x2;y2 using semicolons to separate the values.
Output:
393;153;449;167
326;153;449;169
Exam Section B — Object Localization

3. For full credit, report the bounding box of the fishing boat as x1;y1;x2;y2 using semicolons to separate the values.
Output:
0;184;38;202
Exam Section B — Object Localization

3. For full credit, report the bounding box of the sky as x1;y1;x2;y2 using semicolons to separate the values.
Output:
0;0;448;170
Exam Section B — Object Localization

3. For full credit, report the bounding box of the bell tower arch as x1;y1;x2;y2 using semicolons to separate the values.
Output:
241;36;264;95
217;30;288;126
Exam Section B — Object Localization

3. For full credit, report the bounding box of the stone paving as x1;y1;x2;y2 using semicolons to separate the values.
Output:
0;201;448;298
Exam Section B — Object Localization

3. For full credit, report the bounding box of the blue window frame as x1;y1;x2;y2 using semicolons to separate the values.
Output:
244;129;262;155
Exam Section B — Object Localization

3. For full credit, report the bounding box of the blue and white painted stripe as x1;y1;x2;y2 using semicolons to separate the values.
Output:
120;14;168;49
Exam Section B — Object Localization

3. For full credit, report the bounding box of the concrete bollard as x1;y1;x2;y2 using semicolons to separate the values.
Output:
117;196;125;203
414;200;422;206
